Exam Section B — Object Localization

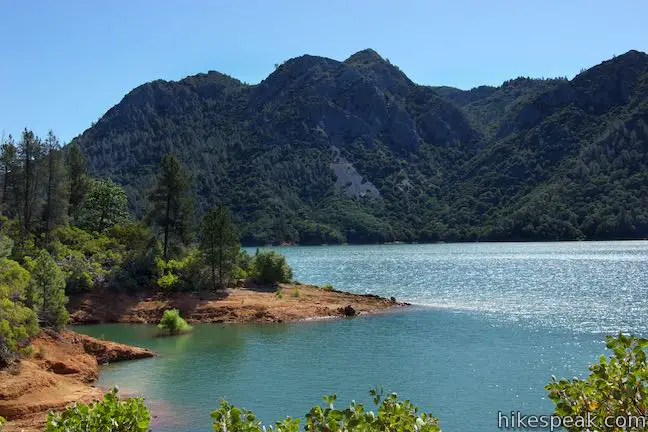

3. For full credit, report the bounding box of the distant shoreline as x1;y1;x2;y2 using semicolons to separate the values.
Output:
249;238;648;247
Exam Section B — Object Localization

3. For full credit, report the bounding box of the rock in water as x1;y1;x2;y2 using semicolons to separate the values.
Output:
343;305;357;316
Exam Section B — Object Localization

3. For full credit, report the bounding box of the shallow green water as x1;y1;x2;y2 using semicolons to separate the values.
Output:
76;241;648;432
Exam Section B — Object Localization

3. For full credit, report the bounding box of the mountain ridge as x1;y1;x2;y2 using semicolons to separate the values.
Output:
74;49;648;244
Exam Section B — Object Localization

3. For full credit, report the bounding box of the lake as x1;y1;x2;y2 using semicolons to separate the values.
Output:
76;241;648;431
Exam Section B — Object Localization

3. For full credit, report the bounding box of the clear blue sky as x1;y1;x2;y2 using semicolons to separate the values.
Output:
1;0;646;142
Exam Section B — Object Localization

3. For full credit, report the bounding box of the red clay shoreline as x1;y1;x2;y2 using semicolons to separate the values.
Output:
1;284;407;431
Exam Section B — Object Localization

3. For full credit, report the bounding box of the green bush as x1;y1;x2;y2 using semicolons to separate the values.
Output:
0;298;39;368
154;249;206;292
252;250;292;285
546;334;647;431
211;388;440;431
157;309;192;335
45;388;150;432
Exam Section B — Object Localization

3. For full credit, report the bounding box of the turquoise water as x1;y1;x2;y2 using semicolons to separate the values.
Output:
76;241;648;432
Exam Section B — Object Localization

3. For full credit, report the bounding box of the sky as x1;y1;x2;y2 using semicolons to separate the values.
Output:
1;0;647;143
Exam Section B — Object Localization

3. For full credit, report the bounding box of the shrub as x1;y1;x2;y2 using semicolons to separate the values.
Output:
0;257;30;300
291;288;301;298
35;344;47;359
154;250;206;292
157;309;192;335
45;388;150;432
322;283;333;290
156;272;180;292
546;334;647;431
0;298;39;368
21;344;35;358
211;388;441;431
252;251;292;285
0;415;5;430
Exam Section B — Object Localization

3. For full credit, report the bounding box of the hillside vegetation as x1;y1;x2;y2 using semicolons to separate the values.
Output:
58;50;648;243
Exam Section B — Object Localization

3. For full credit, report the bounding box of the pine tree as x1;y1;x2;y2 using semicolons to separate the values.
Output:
200;206;239;290
66;141;88;220
42;131;68;244
28;250;68;329
0;135;18;210
17;129;44;238
148;154;193;260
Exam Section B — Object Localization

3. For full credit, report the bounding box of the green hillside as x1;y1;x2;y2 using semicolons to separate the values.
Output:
74;49;648;244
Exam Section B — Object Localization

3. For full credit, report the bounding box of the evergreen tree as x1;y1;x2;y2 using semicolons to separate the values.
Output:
0;135;18;210
78;178;129;233
17;129;44;238
28;250;68;329
148;154;193;260
199;205;239;290
42;131;68;244
66;141;89;220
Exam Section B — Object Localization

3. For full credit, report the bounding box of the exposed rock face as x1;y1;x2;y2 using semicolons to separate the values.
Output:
0;330;154;432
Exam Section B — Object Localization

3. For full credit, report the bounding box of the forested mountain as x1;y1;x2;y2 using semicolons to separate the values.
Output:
74;49;648;244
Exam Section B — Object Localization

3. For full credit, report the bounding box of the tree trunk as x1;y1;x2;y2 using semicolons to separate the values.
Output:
163;190;171;260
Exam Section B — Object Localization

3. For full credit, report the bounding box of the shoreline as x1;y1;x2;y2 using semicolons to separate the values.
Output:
68;283;409;325
0;330;155;432
1;285;406;431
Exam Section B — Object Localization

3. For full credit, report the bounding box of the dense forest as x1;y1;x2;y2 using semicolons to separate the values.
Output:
69;49;648;244
0;131;289;367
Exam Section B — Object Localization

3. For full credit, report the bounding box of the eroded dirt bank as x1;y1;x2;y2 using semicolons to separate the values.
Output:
69;283;408;324
0;330;155;432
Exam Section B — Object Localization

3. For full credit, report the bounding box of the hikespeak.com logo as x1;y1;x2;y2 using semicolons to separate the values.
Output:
498;411;648;430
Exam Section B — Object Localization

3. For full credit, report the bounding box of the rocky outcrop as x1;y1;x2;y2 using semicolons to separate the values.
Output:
0;330;154;432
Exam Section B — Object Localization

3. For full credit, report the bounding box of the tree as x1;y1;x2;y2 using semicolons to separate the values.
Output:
0;236;38;367
28;250;68;329
0;135;18;210
200;206;239;290
17;129;44;238
78;179;129;233
252;250;292;285
147;154;193;260
546;334;647;431
66;142;89;220
42;131;68;244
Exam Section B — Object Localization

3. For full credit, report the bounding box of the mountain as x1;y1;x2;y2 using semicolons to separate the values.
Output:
74;49;648;244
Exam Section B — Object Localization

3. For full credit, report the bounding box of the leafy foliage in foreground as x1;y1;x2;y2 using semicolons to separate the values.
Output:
546;334;647;431
211;388;440;431
157;309;192;335
42;388;439;432
45;388;150;432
